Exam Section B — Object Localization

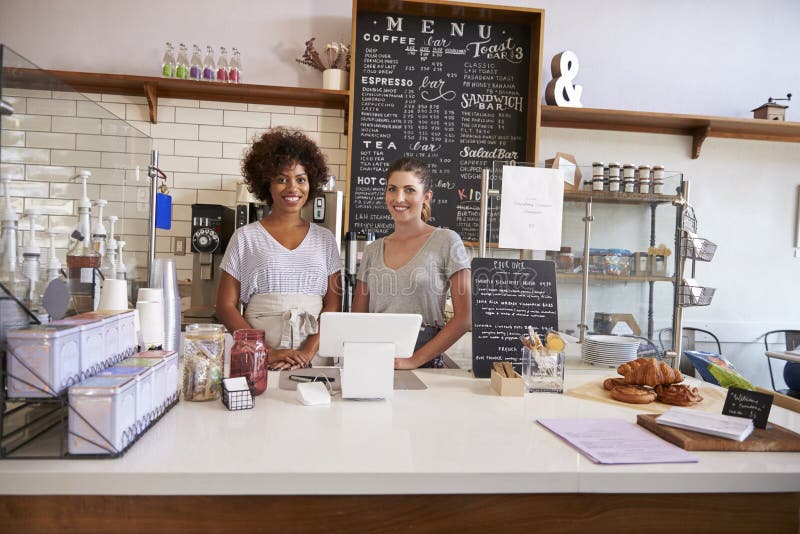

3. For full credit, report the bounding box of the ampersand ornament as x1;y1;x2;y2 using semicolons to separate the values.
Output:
544;50;583;108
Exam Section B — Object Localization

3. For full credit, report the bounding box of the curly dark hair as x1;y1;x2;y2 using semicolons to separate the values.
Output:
241;127;328;206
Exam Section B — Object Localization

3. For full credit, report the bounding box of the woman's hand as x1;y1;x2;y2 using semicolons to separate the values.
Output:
394;357;419;370
268;348;313;370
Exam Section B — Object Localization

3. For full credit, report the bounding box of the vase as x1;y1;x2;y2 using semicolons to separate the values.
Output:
322;68;348;90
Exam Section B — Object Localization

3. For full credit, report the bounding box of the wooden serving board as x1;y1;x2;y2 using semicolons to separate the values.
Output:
637;414;800;452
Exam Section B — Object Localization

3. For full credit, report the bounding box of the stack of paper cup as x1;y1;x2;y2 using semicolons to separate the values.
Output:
149;259;182;352
136;300;165;349
98;279;129;311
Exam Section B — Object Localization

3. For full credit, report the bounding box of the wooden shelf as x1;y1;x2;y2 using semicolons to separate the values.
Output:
2;68;349;125
556;272;675;283
7;68;799;158
541;105;800;158
564;189;681;205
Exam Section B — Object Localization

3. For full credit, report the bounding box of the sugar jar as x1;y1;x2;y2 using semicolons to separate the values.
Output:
230;329;268;395
181;323;225;401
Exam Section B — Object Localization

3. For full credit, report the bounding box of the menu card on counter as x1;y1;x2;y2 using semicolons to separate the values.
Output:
471;259;557;378
538;418;699;465
722;387;773;429
657;407;754;441
350;11;532;241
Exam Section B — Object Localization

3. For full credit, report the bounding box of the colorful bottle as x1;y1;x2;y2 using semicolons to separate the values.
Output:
217;47;230;82
161;42;176;77
203;46;216;81
229;47;242;83
189;44;202;80
175;43;189;80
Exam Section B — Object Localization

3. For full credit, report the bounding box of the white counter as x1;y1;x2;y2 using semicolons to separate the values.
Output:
1;367;798;496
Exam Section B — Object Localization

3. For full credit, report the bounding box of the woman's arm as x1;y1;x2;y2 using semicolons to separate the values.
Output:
395;268;472;370
215;271;252;332
350;279;370;313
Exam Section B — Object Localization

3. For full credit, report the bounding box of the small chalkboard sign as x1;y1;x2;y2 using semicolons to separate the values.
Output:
471;258;558;378
722;387;774;429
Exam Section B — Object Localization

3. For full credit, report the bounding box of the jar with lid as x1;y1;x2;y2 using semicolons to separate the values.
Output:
556;246;575;272
652;165;665;194
622;164;636;193
637;165;651;194
608;162;621;192
181;323;226;401
591;161;605;191
230;329;268;395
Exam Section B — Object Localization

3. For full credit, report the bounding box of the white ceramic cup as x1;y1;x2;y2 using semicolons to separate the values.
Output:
98;279;129;311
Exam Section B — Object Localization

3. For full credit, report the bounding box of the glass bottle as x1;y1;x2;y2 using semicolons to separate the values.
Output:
229;47;242;83
202;45;216;81
0;178;30;352
216;46;230;82
116;239;127;280
161;42;176;77
189;44;202;80
20;208;47;321
92;199;107;257
181;323;226;401
66;170;101;313
230;329;268;395
45;229;62;282
100;215;118;280
175;43;189;80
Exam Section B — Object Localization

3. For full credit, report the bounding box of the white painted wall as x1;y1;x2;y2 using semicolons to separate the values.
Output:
1;0;798;117
2;0;799;388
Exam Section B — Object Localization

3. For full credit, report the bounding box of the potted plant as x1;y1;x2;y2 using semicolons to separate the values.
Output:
296;38;350;90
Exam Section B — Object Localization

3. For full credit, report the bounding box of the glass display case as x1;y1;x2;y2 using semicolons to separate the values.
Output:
482;160;690;363
1;44;160;457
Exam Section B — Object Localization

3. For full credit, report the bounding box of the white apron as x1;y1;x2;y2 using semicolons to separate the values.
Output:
244;293;331;366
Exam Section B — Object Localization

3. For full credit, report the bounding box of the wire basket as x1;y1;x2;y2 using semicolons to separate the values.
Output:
678;284;716;307
681;233;718;262
682;206;698;233
222;378;255;411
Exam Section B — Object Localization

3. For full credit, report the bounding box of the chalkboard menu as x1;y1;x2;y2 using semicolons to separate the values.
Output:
349;5;539;242
471;258;558;378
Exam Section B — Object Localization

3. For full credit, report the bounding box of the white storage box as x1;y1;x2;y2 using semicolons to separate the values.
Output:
92;310;137;358
97;364;155;429
7;325;81;398
134;350;178;413
68;375;137;455
73;312;120;367
51;316;105;376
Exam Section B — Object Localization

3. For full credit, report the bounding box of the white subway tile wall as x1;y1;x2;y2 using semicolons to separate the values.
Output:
1;89;348;283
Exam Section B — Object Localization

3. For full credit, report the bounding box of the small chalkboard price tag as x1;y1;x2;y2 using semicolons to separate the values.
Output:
722;387;773;429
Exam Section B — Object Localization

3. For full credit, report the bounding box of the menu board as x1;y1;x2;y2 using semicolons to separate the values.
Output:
350;11;532;241
471;258;558;378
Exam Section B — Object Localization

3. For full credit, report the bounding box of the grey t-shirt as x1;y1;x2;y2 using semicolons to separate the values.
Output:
357;227;471;325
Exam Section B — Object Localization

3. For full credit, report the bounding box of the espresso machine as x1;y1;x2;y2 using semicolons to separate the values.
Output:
184;204;234;322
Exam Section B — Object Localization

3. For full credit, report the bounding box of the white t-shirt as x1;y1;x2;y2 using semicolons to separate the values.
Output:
220;221;342;304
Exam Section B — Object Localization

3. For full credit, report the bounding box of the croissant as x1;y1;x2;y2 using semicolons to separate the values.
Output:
617;357;683;387
655;384;703;406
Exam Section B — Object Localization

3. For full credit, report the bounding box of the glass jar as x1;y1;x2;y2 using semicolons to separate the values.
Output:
637;165;651;194
230;329;268;395
181;323;226;401
608;162;621;192
622;164;636;192
591;161;604;191
652;165;665;194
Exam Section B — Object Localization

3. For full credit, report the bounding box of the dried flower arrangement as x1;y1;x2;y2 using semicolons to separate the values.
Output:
296;38;351;72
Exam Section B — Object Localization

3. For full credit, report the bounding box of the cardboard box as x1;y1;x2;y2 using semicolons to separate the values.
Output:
609;313;642;336
490;369;525;396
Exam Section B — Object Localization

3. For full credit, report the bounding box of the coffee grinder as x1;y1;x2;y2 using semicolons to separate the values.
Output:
184;204;234;322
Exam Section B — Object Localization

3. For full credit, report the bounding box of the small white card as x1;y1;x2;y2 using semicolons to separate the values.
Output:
223;376;249;392
498;166;564;251
657;407;754;442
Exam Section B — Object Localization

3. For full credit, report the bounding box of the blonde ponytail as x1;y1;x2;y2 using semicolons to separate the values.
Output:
421;199;432;222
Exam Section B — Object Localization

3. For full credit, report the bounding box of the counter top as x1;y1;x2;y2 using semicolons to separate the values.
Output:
1;368;798;496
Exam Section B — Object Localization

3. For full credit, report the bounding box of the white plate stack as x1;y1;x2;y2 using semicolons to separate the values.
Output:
582;335;641;367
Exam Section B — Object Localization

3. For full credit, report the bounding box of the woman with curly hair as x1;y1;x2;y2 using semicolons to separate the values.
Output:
217;127;341;370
